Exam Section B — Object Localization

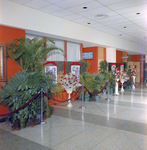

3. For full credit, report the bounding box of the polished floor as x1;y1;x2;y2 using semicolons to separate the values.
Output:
1;85;147;150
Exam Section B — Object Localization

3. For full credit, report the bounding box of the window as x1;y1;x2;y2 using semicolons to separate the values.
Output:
46;39;64;61
67;42;80;61
0;42;7;81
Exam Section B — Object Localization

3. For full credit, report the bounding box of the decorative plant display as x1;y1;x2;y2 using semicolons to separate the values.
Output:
60;72;81;107
113;68;120;95
80;72;105;100
131;66;137;76
119;71;130;92
60;72;80;91
0;70;55;125
131;66;137;90
6;37;63;72
51;71;64;98
99;60;108;73
113;68;121;80
0;37;63;130
79;60;90;73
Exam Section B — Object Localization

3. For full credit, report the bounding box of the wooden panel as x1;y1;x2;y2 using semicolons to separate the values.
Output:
98;47;104;59
0;42;6;81
127;61;134;70
116;50;123;63
123;51;127;62
134;62;140;82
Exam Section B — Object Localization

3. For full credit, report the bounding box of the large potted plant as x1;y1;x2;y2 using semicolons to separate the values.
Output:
80;72;105;101
0;37;63;129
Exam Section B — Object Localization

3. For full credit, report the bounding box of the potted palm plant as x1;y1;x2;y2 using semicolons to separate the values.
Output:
80;72;105;101
0;37;63;129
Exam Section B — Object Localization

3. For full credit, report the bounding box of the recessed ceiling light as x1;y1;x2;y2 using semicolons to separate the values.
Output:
95;14;108;19
136;12;140;15
124;26;126;28
119;34;122;36
83;7;87;9
87;23;91;24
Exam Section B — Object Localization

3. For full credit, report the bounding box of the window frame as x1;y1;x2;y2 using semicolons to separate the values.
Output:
0;42;7;81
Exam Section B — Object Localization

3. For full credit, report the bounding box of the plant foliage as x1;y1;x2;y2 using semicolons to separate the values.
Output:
7;37;63;72
0;70;55;122
0;37;63;122
80;72;105;94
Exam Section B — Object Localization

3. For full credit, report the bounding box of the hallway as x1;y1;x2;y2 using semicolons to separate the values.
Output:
0;86;147;150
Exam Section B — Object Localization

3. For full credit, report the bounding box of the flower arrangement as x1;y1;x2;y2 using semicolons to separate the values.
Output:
113;68;121;80
120;71;130;82
131;66;137;76
60;72;80;91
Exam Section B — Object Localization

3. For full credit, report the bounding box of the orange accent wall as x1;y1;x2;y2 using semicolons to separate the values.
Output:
130;55;141;62
0;25;25;81
116;50;128;63
83;47;98;74
116;50;123;63
0;25;25;117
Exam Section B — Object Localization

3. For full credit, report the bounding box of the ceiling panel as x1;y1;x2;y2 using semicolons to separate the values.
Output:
69;1;103;13
23;0;50;9
96;0;127;6
39;5;63;13
8;0;147;47
10;0;31;4
63;14;84;20
107;0;147;10
78;6;112;17
44;0;64;3
52;10;74;17
54;0;94;9
115;4;147;14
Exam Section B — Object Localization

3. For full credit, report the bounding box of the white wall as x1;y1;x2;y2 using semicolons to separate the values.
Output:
1;0;147;55
106;48;116;63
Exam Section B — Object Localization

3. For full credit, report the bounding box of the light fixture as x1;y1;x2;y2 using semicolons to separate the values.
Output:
95;14;108;19
136;12;140;15
83;7;87;9
119;34;122;36
124;26;126;28
87;23;91;24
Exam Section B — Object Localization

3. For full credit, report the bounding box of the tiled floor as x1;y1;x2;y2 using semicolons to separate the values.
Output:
1;86;147;150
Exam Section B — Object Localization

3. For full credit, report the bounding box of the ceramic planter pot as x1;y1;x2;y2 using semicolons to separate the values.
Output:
95;95;99;101
84;94;90;101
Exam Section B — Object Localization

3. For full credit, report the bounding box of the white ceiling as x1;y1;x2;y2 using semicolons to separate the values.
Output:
9;0;147;52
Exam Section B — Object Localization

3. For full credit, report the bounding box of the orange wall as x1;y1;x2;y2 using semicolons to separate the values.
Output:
116;50;127;63
116;50;123;63
0;25;25;82
129;55;141;62
0;25;25;117
83;47;98;74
